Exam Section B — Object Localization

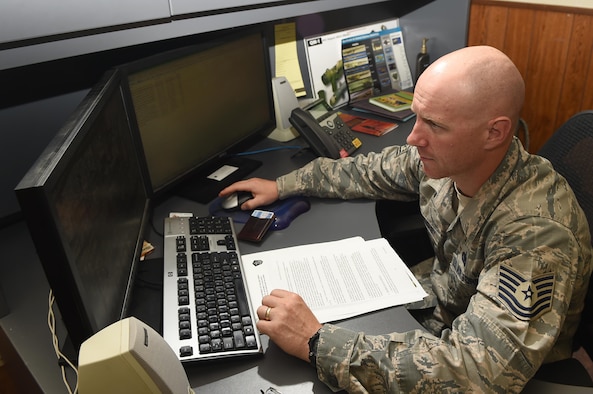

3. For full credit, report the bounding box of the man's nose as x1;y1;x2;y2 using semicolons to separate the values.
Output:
406;122;424;146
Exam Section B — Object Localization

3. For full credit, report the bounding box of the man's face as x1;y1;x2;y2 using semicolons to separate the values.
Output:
406;76;489;182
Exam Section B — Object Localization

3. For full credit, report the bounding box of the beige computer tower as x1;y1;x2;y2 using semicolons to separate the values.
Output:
78;316;194;394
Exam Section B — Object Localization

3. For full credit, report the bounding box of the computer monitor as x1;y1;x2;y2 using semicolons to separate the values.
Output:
15;68;151;350
121;27;276;203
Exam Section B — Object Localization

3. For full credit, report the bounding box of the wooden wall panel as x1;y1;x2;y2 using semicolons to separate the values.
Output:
523;11;573;151
501;8;534;76
584;52;593;110
557;15;593;128
469;1;593;152
468;5;508;47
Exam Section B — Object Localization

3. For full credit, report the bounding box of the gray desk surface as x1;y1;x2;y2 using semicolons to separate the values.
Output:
148;115;422;393
1;114;592;393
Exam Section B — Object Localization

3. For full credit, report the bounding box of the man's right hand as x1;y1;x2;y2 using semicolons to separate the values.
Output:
219;178;280;211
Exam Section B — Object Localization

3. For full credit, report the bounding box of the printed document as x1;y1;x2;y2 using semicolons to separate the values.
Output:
241;237;427;323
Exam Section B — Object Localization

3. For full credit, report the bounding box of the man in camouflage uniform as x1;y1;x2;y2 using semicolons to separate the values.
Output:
221;46;592;393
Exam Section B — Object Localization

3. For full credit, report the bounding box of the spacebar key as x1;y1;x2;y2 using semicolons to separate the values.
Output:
234;278;250;316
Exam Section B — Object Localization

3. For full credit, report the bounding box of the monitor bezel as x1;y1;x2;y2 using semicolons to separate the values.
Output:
119;25;276;201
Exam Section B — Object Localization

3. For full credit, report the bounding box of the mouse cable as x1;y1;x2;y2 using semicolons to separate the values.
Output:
233;146;303;156
48;289;79;394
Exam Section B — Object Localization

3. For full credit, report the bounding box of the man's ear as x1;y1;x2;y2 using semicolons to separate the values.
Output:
486;116;512;148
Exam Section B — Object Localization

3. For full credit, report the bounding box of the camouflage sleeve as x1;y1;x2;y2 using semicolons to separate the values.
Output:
316;315;535;393
314;214;588;393
276;145;421;200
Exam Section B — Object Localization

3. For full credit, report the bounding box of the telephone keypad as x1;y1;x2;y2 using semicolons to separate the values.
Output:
319;112;362;157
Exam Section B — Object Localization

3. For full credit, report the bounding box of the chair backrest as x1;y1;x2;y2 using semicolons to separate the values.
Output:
538;111;593;232
537;110;593;355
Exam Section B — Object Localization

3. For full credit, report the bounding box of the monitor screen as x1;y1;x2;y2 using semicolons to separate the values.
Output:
15;68;151;350
122;27;275;202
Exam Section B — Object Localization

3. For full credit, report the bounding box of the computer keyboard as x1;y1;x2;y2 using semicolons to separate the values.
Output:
162;215;262;361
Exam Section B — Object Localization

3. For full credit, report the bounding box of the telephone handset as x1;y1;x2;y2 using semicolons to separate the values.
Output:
289;107;362;159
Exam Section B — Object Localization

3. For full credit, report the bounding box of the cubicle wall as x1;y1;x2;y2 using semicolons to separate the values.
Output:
0;0;469;224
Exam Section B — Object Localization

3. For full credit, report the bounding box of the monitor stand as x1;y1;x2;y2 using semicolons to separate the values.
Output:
174;156;262;204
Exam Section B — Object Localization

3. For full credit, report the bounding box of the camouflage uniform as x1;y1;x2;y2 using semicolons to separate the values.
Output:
276;138;592;393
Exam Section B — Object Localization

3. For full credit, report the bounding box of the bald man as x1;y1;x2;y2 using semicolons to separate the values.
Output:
220;46;592;392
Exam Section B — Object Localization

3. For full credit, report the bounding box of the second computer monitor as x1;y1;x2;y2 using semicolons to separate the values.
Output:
15;68;151;350
121;27;275;203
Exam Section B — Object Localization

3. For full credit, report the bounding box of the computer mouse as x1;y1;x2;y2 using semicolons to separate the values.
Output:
221;191;254;211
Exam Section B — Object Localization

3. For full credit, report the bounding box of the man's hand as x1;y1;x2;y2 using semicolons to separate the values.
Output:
256;289;323;362
219;178;279;210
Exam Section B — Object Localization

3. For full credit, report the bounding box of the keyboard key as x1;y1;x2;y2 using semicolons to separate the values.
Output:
180;346;193;357
179;329;192;339
179;321;190;330
211;338;223;351
223;337;234;350
233;330;246;348
245;335;257;348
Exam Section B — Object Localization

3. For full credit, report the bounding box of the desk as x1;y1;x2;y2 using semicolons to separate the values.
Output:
147;114;423;393
1;114;591;393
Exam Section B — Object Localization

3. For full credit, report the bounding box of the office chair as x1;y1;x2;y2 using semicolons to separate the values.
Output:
375;111;593;387
534;110;593;387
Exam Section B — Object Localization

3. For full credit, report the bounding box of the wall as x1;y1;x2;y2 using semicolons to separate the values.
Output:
400;0;469;65
468;0;593;152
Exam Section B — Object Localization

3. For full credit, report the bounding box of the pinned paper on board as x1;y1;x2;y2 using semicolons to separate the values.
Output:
274;23;306;97
303;19;400;108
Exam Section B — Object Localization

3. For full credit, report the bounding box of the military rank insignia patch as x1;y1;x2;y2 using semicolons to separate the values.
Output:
498;264;555;321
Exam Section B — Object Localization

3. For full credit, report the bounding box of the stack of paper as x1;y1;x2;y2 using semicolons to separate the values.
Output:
241;237;427;323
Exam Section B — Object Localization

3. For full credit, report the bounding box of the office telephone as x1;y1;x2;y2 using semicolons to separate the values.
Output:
289;106;362;159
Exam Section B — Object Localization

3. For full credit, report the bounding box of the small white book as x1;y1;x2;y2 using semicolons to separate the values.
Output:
241;237;427;323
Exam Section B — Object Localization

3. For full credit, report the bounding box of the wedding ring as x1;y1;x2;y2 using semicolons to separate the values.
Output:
264;306;272;321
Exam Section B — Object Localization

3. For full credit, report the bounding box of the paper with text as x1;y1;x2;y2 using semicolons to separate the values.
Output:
274;23;306;97
242;237;427;323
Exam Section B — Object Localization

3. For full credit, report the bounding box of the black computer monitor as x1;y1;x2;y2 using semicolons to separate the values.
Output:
15;68;151;350
121;27;276;203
